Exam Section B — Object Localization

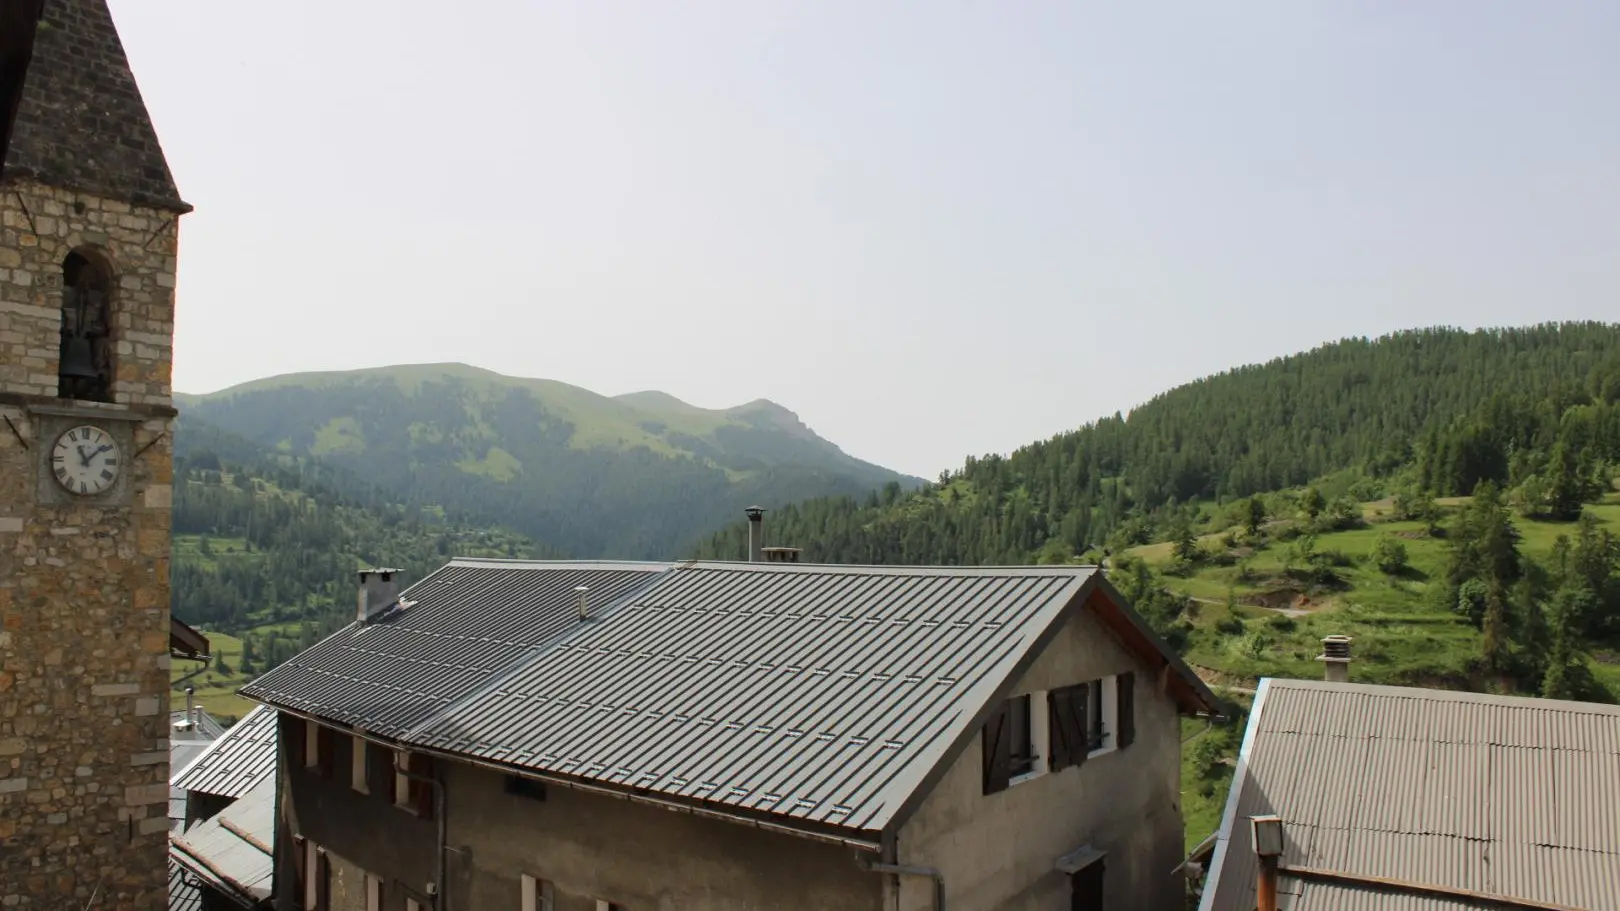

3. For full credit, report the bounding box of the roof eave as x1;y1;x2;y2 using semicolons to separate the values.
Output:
1088;574;1227;717
263;701;887;854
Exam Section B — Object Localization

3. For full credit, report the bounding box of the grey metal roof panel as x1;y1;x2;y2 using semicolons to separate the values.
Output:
412;561;1097;833
1201;678;1620;911
170;776;275;904
172;704;279;800
240;560;671;737
169;858;204;911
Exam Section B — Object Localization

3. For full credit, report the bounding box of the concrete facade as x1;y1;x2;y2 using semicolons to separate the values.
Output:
276;714;885;911
275;591;1190;911
0;178;181;907
895;598;1186;911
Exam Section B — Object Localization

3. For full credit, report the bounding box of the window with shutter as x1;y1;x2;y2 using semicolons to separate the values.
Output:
314;847;331;910
1117;671;1136;750
1049;684;1088;772
316;725;335;779
1007;694;1034;776
1085;681;1105;751
365;874;383;911
407;752;436;819
1048;686;1073;773
351;735;369;793
981;700;1012;794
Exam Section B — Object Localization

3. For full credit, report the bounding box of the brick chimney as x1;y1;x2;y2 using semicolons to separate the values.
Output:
358;568;402;623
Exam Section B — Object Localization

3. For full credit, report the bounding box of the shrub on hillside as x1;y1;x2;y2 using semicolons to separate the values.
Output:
1372;535;1409;574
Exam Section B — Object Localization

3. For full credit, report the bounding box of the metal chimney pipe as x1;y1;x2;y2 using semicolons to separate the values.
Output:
575;585;591;621
183;685;195;732
1317;635;1353;683
745;506;765;563
1250;815;1284;911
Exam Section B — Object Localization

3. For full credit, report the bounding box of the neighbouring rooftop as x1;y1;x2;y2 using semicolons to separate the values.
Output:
1200;678;1620;911
243;558;1220;839
172;703;278;801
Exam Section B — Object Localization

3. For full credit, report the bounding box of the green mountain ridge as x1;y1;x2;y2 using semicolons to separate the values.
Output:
176;362;919;559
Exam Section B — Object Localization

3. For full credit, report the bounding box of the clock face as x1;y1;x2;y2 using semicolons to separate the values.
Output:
50;425;122;496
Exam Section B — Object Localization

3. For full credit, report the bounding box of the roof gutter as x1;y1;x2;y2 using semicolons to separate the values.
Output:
859;856;945;911
257;702;882;855
1280;865;1588;911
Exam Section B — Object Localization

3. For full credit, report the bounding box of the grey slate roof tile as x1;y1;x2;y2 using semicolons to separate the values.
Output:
1200;678;1620;911
2;0;189;211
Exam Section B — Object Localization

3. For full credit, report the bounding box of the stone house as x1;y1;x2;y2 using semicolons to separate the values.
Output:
241;558;1222;910
1;0;191;906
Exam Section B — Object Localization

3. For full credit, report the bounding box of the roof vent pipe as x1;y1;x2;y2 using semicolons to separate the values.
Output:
1317;635;1352;683
575;585;591;621
745;506;765;563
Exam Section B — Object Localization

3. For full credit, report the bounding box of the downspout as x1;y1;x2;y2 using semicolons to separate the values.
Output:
858;856;946;911
395;752;448;911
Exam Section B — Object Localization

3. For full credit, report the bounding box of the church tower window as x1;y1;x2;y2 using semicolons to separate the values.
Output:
58;250;114;402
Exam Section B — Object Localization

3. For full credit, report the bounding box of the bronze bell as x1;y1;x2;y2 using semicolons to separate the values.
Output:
59;336;100;379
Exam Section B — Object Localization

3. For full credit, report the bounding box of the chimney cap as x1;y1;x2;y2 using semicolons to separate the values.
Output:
745;506;765;519
1249;815;1284;857
359;567;403;581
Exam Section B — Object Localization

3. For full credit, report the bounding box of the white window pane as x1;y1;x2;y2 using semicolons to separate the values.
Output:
522;874;536;911
366;874;381;911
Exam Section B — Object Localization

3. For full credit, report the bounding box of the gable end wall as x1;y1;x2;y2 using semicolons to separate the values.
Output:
894;598;1186;911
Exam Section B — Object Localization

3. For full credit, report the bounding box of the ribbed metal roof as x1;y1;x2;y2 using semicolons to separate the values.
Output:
169;858;204;911
412;561;1097;833
1200;679;1620;911
172;704;279;800
240;560;670;737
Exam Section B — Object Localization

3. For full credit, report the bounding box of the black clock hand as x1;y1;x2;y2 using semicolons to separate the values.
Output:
76;445;91;467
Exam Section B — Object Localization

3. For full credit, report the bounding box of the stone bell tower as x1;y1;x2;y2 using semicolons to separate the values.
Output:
0;1;191;906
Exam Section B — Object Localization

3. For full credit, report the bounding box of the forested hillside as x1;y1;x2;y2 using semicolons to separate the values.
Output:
179;363;917;559
699;324;1620;565
171;415;550;674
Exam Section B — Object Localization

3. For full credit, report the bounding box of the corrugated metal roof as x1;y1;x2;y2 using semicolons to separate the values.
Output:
412;561;1096;833
170;776;275;905
169;857;204;911
240;560;670;737
172;704;278;800
1201;679;1620;911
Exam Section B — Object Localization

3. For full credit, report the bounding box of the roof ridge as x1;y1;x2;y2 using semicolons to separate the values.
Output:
1264;677;1620;715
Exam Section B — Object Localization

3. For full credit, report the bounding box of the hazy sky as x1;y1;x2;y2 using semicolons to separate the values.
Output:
113;1;1619;478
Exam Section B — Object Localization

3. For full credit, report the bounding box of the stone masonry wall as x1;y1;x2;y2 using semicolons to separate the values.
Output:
0;178;178;908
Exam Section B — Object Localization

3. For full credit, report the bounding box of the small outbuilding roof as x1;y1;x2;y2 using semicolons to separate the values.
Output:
172;704;278;801
1199;678;1620;911
170;776;274;906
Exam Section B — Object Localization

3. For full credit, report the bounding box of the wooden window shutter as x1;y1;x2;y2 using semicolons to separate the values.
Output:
1069;682;1091;768
288;716;306;765
1117;671;1137;749
981;700;1012;794
1048;686;1073;772
316;725;335;779
411;753;436;819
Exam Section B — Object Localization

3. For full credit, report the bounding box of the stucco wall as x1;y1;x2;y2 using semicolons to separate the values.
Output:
274;717;439;910
894;597;1186;911
0;179;179;909
444;760;884;911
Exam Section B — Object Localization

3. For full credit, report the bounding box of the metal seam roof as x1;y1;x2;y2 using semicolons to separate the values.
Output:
172;704;278;800
243;558;1212;838
1200;678;1620;911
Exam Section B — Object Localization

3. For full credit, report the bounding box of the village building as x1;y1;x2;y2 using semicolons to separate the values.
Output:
240;558;1222;910
170;703;280;909
1198;675;1620;911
